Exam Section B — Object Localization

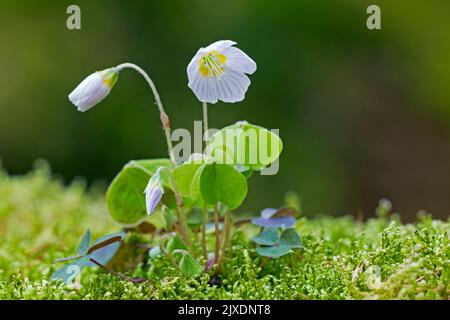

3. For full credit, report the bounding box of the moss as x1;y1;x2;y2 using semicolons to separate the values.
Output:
0;164;448;299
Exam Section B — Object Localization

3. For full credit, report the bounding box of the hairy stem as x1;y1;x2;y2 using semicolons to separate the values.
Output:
213;205;221;265
89;258;147;283
175;207;191;248
202;204;208;268
115;62;176;163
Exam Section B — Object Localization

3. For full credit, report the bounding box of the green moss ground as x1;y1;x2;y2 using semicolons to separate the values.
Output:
0;162;448;299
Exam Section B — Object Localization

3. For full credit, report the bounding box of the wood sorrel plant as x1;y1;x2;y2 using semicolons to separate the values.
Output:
56;40;284;282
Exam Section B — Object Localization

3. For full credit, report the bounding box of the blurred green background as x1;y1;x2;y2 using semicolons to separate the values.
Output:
1;0;450;221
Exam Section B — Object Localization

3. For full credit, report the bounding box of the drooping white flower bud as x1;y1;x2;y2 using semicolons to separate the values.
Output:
68;68;119;112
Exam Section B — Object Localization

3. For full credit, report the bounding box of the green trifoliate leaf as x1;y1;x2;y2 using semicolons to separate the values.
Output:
51;256;91;284
256;245;292;258
86;231;125;267
77;229;91;256
51;231;125;284
208;121;283;170
280;228;302;248
251;228;279;246
199;163;248;209
106;159;173;225
173;162;204;198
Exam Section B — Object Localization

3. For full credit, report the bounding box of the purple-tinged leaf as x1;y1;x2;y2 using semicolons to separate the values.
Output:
86;235;122;254
86;231;125;267
251;228;279;246
53;255;83;263
51;256;91;284
261;208;278;219
280;228;302;248
77;229;91;255
272;207;297;218
251;216;296;228
256;245;292;258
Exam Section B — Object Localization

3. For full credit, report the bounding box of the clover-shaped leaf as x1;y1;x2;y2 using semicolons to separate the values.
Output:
51;230;125;284
280;228;302;248
251;228;279;246
106;159;174;225
77;229;91;255
198;162;248;209
251;220;302;259
173;162;204;198
50;256;91;284
86;231;126;266
256;245;292;258
208;121;283;170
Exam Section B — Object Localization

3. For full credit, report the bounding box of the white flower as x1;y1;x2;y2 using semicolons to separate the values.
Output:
187;40;256;104
68;68;119;112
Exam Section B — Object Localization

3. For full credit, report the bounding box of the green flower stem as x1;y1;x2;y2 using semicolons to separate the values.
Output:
115;63;176;164
175;207;191;248
202;204;208;268
202;102;209;143
213;205;221;265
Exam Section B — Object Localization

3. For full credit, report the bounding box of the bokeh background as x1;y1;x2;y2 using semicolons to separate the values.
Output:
1;0;450;221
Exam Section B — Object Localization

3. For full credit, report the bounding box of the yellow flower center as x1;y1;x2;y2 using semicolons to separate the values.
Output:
198;51;227;77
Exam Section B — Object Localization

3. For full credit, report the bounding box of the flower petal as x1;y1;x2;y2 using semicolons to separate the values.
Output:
187;50;202;77
144;168;165;215
77;84;110;112
68;69;118;112
223;46;257;74
216;68;251;103
203;40;237;53
188;73;220;104
145;187;163;215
